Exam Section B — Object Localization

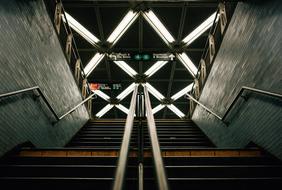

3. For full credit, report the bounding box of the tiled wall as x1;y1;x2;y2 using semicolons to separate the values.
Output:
192;1;282;159
0;0;89;156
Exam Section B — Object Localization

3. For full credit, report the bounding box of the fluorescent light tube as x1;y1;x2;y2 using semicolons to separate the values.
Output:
114;61;138;78
116;83;136;101
95;104;114;118
182;12;218;46
167;104;185;118
152;104;165;115
84;53;105;77
171;83;193;101
63;12;100;46
115;104;129;114
142;10;175;44
144;61;168;77
107;10;139;45
93;90;110;101
176;52;197;77
145;83;165;101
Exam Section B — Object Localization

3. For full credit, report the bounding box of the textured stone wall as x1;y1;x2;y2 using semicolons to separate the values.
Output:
192;0;282;159
0;0;89;156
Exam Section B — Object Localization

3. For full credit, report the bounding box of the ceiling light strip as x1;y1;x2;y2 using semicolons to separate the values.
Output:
144;61;168;78
142;10;175;45
93;90;110;102
144;83;165;101
182;12;218;46
115;104;130;114
95;104;114;118
114;61;138;78
152;104;166;115
167;104;185;118
84;53;105;77
171;83;193;101
176;52;197;77
116;83;136;101
63;12;100;46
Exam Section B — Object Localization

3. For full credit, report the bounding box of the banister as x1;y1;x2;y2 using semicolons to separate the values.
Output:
0;86;94;123
187;86;282;124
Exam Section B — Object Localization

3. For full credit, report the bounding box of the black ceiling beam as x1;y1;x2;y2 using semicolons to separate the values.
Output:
163;3;187;119
77;47;205;52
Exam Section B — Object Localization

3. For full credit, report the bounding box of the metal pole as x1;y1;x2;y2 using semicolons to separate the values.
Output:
144;86;169;190
113;85;138;190
138;163;144;190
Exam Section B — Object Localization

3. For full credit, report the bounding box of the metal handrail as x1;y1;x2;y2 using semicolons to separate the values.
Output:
187;86;282;123
0;86;94;122
144;86;169;190
113;86;138;190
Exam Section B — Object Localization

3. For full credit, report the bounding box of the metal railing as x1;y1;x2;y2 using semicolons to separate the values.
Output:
187;86;282;124
113;86;138;190
144;86;169;190
0;86;95;122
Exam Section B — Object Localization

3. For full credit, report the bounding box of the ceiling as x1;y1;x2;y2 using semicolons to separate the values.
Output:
62;0;219;119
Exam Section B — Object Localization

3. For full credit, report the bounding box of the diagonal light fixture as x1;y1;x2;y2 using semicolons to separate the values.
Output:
152;104;166;115
171;83;193;101
115;104;130;114
63;12;100;47
144;83;165;101
144;61;168;78
107;10;140;46
92;89;110;102
182;12;218;46
167;104;185;118
113;61;138;78
84;53;105;77
96;104;114;118
116;83;137;100
176;52;198;78
142;10;175;45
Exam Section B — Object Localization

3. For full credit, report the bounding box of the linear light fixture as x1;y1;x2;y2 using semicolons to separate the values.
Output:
93;90;110;102
63;12;100;46
95;104;114;118
115;104;130;114
142;10;175;45
171;83;193;101
144;61;168;78
182;12;218;46
167;104;185;118
114;61;138;78
116;83;136;101
145;83;165;101
107;10;139;46
84;53;105;77
176;52;197;78
152;104;165;115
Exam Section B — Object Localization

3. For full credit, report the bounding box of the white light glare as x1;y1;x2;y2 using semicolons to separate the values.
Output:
167;104;185;118
63;12;100;46
144;61;168;77
107;10;139;45
176;52;197;77
84;53;105;77
116;83;136;101
171;83;193;101
142;10;175;44
114;61;138;78
93;90;110;101
115;104;129;114
152;104;165;115
182;12;218;46
145;83;165;101
95;104;114;118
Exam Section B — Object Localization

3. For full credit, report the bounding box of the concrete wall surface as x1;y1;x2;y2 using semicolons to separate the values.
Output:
192;0;282;159
0;0;89;156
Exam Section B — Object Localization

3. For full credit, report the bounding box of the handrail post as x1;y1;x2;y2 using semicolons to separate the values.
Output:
144;86;169;190
113;85;138;190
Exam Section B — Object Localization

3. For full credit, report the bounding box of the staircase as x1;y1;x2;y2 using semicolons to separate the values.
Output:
0;119;281;189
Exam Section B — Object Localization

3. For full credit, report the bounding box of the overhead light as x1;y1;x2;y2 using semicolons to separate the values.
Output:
167;104;185;118
95;104;114;118
84;53;105;77
182;12;218;46
115;104;129;114
107;10;139;45
93;90;110;101
176;52;197;77
145;83;165;101
116;83;136;101
152;104;165;115
63;12;100;46
142;10;175;44
171;83;193;101
114;61;138;78
144;61;168;77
